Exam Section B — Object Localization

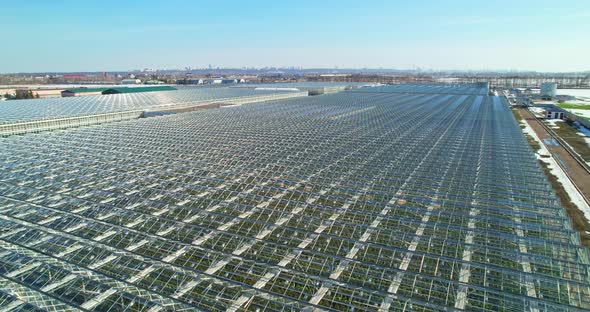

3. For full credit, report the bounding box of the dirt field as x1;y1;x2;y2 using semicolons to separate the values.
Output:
519;108;590;200
518;108;590;248
551;121;590;163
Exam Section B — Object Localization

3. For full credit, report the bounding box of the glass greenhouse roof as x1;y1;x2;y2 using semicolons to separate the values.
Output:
0;88;298;125
233;82;375;89
351;83;489;95
0;89;587;311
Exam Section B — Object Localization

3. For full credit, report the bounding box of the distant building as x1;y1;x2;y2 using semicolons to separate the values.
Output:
476;81;490;93
15;89;35;98
61;88;109;97
121;78;142;84
515;97;531;107
544;107;565;119
177;79;204;85
540;82;557;100
62;86;176;97
62;74;87;79
101;86;176;94
511;88;523;96
18;89;63;98
210;78;238;84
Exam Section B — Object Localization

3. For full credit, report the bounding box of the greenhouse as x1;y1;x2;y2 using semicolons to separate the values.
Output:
350;83;489;95
0;89;588;311
0;87;305;125
0;88;306;136
232;82;376;95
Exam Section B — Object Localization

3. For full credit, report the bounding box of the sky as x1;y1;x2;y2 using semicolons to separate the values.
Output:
1;0;589;73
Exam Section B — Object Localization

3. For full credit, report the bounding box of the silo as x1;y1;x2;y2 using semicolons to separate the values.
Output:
540;82;557;99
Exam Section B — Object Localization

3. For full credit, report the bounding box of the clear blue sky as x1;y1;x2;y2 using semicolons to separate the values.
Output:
1;0;589;73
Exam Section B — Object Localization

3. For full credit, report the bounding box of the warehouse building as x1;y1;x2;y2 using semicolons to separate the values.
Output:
15;88;63;98
544;107;566;119
535;104;568;120
101;86;176;94
121;78;142;84
176;78;204;85
210;78;238;84
61;86;177;97
61;87;109;97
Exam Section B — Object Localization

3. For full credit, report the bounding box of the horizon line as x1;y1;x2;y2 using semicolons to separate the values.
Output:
4;67;590;75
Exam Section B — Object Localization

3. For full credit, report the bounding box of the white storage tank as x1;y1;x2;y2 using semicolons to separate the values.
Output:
540;82;557;99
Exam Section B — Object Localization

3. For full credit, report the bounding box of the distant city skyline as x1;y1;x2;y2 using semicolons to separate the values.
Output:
7;67;590;75
1;0;589;73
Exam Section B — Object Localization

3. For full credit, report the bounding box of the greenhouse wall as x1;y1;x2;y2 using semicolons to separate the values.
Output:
0;110;144;137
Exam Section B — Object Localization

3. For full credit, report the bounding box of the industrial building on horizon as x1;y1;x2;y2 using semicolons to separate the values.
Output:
61;86;177;97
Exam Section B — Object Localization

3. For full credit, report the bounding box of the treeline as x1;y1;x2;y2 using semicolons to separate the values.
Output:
3;91;40;100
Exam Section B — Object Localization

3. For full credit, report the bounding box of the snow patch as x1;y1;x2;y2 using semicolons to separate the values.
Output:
565;109;590;119
529;107;545;118
557;89;590;99
545;119;563;129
